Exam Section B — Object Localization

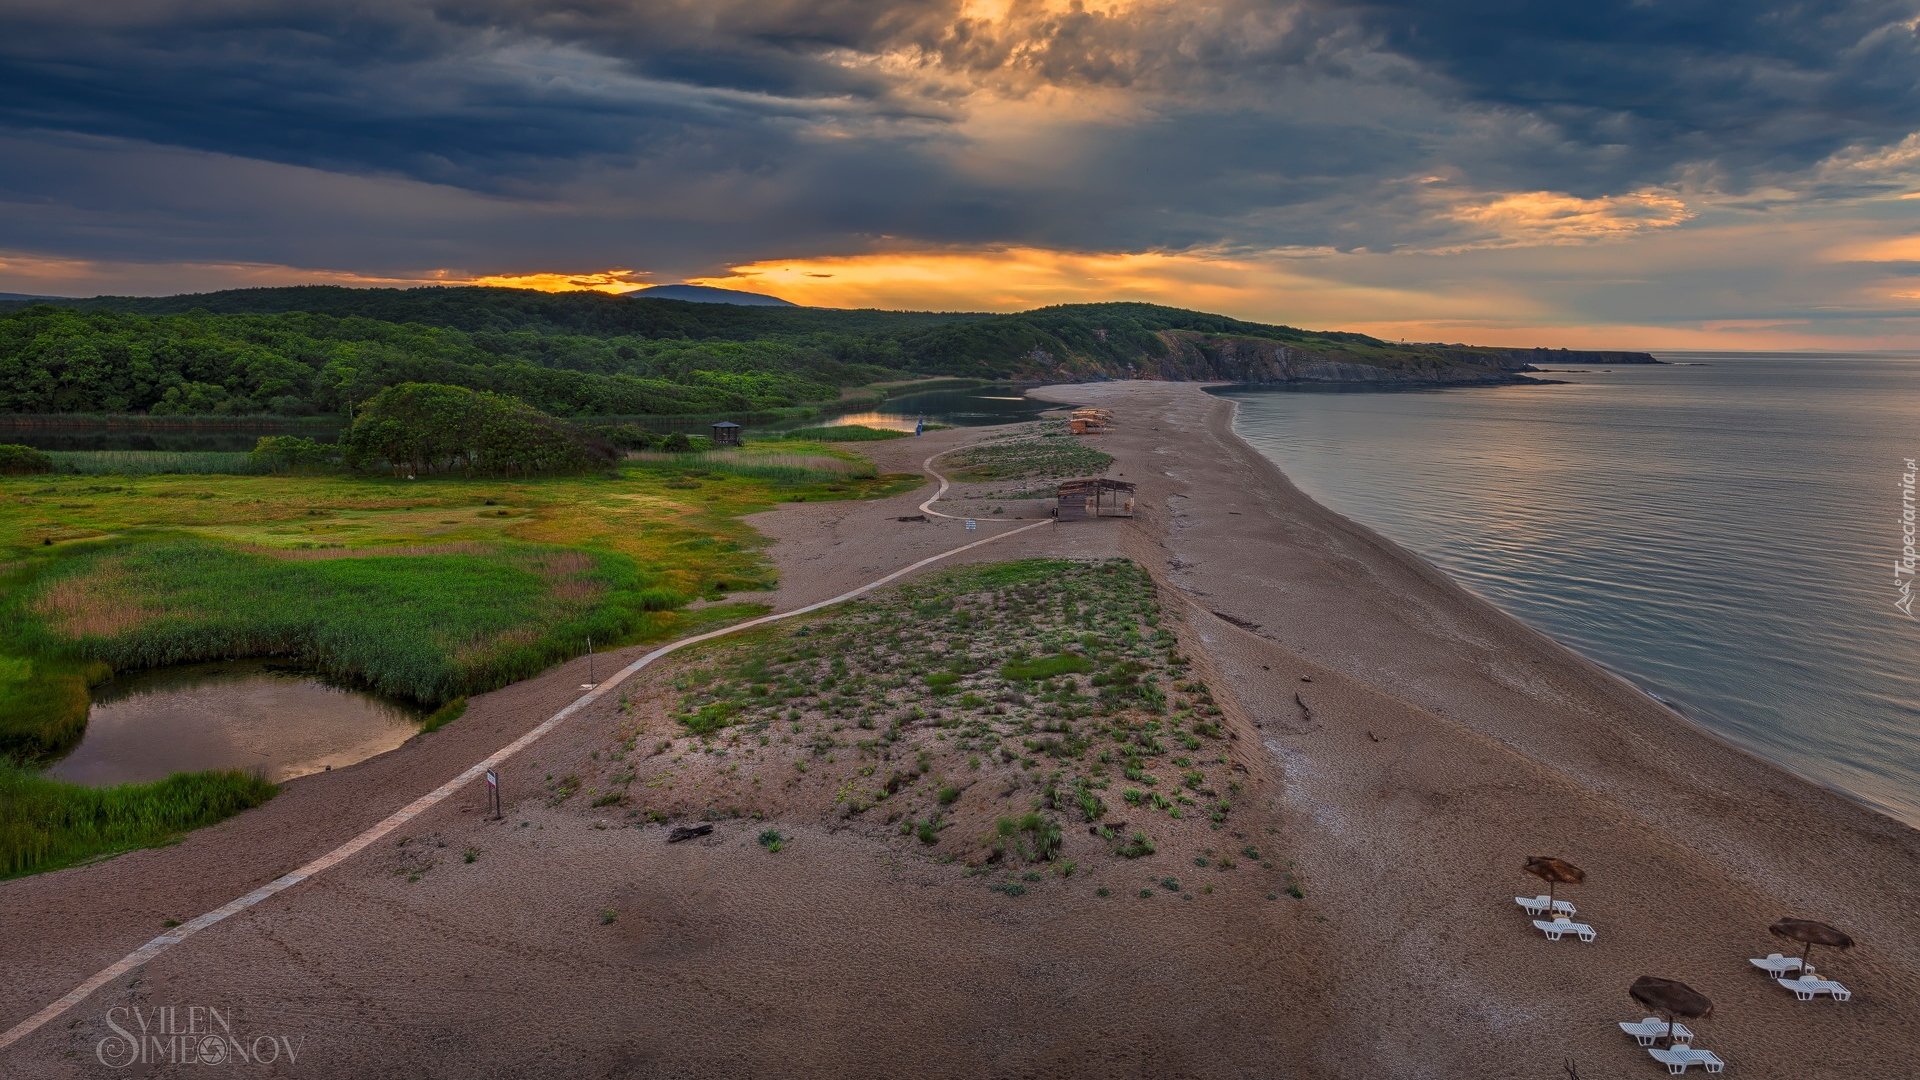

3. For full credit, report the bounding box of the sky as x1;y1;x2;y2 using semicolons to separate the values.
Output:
2;0;1919;349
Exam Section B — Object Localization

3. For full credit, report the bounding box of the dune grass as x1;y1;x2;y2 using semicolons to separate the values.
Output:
0;761;278;879
623;559;1236;862
949;428;1113;481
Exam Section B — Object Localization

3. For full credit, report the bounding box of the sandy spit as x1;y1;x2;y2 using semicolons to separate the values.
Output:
1;385;1914;1079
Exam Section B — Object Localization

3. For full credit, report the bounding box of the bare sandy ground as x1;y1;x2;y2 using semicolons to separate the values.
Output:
3;385;1916;1078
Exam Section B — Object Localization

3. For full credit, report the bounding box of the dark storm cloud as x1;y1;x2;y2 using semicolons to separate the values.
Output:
0;0;1917;271
1341;0;1920;191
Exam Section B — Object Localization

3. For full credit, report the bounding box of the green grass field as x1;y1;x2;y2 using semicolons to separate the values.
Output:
0;437;919;876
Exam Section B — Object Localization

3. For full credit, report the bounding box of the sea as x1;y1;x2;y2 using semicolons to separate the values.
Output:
1214;353;1920;829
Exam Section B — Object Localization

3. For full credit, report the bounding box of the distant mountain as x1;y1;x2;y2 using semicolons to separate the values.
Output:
0;292;62;301
625;284;797;307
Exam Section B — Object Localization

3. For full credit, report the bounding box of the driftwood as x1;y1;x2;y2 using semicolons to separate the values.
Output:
1088;821;1128;836
1294;693;1314;723
896;514;927;522
666;824;713;843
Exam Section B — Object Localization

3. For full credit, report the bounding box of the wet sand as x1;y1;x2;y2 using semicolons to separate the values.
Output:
3;383;1916;1078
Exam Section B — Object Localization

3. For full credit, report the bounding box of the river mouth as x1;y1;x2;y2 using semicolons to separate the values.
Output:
47;660;427;787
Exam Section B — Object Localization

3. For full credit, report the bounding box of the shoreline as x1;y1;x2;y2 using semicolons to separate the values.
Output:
1037;379;1920;1074
1197;383;1919;832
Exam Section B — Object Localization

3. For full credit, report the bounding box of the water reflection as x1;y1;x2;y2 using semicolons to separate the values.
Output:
50;660;425;786
815;386;1054;431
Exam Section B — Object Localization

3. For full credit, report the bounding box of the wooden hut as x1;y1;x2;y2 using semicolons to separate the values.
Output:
1069;408;1113;435
710;421;742;447
1054;477;1136;520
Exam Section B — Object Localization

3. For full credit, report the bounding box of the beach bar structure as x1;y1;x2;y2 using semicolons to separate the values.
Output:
1069;408;1114;435
1055;477;1136;521
710;421;743;446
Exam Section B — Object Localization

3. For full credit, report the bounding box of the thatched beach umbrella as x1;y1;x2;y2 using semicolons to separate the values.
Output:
1523;856;1586;913
1770;918;1854;970
1629;976;1713;1048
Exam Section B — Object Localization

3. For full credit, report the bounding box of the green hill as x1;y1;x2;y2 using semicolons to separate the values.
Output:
0;288;1654;417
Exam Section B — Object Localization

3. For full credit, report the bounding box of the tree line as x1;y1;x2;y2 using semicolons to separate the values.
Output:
0;307;890;417
0;287;1436;420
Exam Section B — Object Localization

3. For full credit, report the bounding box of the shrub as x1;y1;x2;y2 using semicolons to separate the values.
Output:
250;435;337;472
758;828;784;852
1114;831;1156;859
341;383;616;477
0;444;54;475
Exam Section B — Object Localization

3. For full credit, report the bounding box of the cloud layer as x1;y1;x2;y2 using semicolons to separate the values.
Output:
2;0;1918;345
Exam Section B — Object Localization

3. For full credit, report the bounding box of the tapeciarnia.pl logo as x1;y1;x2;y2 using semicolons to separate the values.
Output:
1899;457;1917;619
96;1006;304;1068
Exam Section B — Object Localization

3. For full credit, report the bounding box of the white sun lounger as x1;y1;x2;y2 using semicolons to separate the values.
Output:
1776;974;1851;1001
1515;894;1577;917
1618;1017;1696;1047
1649;1046;1725;1074
1749;952;1804;976
1532;917;1597;942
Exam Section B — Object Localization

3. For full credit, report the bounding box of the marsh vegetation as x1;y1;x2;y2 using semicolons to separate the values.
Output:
0;433;915;877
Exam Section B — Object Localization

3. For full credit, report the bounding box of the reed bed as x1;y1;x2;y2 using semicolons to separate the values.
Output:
0;761;277;879
13;539;685;707
47;450;275;476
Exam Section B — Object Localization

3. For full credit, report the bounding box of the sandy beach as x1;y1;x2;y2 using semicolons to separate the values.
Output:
3;380;1917;1079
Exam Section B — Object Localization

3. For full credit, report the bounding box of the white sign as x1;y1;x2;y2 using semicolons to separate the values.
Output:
485;770;497;789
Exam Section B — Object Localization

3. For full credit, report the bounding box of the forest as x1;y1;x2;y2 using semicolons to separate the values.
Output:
0;287;1465;417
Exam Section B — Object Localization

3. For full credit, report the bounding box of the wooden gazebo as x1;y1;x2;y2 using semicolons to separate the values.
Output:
1055;477;1135;521
710;421;742;446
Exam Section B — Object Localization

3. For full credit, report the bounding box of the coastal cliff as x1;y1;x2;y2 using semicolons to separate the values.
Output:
1002;329;1660;387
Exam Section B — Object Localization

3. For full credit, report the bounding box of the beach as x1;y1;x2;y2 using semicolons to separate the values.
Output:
3;380;1916;1078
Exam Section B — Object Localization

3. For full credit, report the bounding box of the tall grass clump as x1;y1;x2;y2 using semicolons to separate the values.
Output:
0;656;111;762
47;451;274;476
0;762;277;879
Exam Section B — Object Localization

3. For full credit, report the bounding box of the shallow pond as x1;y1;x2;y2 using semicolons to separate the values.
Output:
48;660;426;786
815;386;1056;431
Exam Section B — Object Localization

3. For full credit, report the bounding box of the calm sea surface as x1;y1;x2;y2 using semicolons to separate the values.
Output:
1215;354;1920;827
